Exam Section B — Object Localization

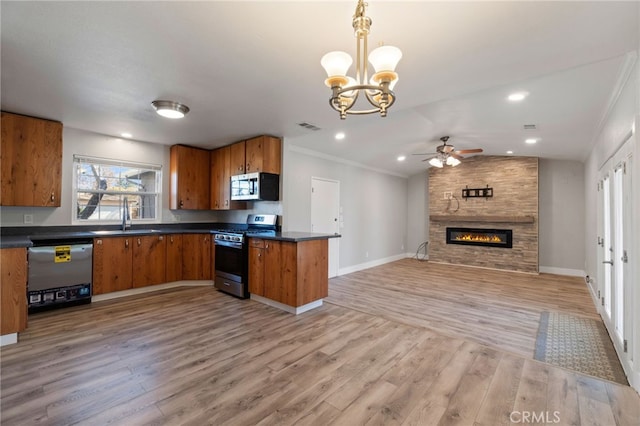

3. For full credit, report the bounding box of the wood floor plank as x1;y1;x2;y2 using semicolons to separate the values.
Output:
1;261;637;426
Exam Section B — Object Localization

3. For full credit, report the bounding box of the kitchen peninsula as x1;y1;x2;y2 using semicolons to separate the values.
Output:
248;232;339;314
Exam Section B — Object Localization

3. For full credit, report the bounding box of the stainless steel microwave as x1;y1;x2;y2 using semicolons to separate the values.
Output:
230;172;280;201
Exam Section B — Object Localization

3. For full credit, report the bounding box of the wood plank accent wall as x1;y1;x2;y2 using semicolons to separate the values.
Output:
428;156;539;273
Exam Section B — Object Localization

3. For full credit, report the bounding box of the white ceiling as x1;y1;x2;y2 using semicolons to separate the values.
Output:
1;1;638;177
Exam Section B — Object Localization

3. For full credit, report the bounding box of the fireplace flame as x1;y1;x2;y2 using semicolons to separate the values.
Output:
455;233;503;243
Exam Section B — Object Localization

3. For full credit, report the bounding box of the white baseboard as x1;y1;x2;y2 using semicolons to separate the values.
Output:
0;333;18;347
92;280;213;302
250;294;323;314
538;266;586;277
338;253;408;276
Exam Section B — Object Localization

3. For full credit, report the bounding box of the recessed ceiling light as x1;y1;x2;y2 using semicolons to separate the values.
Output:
508;92;528;102
525;138;537;144
121;132;133;138
397;155;406;162
506;150;514;154
335;132;345;140
152;100;190;119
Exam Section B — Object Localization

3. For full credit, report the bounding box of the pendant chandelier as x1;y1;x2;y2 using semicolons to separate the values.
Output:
321;0;402;119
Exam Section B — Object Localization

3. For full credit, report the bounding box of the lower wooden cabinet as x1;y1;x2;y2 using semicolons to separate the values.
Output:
94;235;168;294
165;234;183;282
182;234;212;280
132;235;166;288
248;238;328;307
1;248;27;335
93;237;133;294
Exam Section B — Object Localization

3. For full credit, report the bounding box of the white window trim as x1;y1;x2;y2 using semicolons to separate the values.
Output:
72;155;162;225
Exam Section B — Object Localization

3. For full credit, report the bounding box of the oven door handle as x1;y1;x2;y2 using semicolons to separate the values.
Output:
214;240;243;249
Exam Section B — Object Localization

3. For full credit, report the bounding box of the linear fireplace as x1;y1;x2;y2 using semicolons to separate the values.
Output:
446;227;513;248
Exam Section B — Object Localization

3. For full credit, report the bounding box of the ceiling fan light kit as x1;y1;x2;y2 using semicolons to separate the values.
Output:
321;0;402;119
420;136;483;168
151;100;190;119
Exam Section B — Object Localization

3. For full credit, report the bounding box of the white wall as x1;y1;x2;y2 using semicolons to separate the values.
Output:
406;171;428;256
538;159;585;275
0;127;221;227
584;50;639;391
282;143;408;271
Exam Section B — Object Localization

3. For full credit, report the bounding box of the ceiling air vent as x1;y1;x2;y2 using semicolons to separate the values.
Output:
523;124;537;130
298;122;321;131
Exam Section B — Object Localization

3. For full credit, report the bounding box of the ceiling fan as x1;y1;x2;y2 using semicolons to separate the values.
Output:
414;136;483;167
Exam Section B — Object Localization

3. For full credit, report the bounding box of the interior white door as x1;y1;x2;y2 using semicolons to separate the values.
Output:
310;177;340;278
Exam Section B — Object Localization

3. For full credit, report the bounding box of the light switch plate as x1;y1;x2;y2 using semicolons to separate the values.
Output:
24;214;33;224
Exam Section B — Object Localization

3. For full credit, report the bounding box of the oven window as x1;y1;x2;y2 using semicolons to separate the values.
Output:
215;245;245;277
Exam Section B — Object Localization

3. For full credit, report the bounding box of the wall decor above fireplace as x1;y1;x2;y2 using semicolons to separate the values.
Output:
446;227;513;248
462;185;493;199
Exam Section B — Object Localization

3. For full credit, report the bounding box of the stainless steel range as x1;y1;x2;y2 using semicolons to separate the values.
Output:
213;214;277;298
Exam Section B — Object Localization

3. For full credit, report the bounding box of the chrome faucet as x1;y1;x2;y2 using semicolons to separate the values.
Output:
122;196;130;231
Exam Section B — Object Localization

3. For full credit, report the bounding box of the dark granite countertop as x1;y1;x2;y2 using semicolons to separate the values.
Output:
249;232;341;242
0;223;221;249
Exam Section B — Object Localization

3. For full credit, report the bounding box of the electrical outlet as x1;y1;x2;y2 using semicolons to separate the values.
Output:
23;214;33;224
173;214;181;222
443;191;452;200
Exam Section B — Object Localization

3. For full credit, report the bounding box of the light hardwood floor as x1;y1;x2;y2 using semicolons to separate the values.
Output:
1;260;638;425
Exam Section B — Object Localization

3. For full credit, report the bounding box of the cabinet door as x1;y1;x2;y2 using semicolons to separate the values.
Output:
245;135;282;174
229;140;246;175
1;112;62;207
132;235;167;288
263;241;297;305
1;248;27;334
182;234;212;280
93;237;133;294
210;146;229;210
166;234;183;282
170;144;211;210
248;240;264;296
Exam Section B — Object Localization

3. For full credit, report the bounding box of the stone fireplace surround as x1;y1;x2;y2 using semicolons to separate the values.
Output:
428;156;539;274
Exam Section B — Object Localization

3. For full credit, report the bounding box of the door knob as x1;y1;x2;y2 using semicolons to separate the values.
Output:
602;260;613;265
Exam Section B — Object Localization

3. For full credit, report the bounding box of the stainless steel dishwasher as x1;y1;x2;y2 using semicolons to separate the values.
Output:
28;238;93;313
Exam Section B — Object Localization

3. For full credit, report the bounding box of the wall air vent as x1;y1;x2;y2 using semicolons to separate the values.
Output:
523;124;537;130
298;122;321;131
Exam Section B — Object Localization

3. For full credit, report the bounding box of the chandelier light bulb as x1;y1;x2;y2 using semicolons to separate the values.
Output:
321;51;353;79
368;45;402;73
446;156;461;167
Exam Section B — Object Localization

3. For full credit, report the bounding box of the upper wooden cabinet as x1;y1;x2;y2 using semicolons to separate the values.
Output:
1;112;62;207
210;146;246;211
229;140;246;175
170;144;211;210
245;135;282;174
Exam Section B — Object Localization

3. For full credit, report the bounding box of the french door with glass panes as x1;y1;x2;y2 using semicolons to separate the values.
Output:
598;139;633;358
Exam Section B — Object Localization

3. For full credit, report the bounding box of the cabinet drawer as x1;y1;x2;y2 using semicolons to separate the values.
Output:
249;238;265;248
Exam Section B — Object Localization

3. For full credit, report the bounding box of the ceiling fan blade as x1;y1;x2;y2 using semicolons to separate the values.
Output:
449;153;464;160
412;153;432;156
442;144;455;153
455;148;483;154
421;156;437;162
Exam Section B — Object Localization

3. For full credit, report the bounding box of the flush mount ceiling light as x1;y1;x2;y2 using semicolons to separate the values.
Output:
397;155;406;162
508;92;528;102
525;138;538;144
151;100;190;119
321;0;402;119
335;132;346;140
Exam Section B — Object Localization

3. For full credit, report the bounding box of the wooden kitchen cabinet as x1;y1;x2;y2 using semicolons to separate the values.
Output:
248;238;328;307
248;239;265;296
229;140;246;175
93;237;133;295
165;234;183;282
182;234;212;280
170;144;211;210
245;135;282;174
1;112;62;207
132;235;166;288
1;248;27;335
210;146;246;211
